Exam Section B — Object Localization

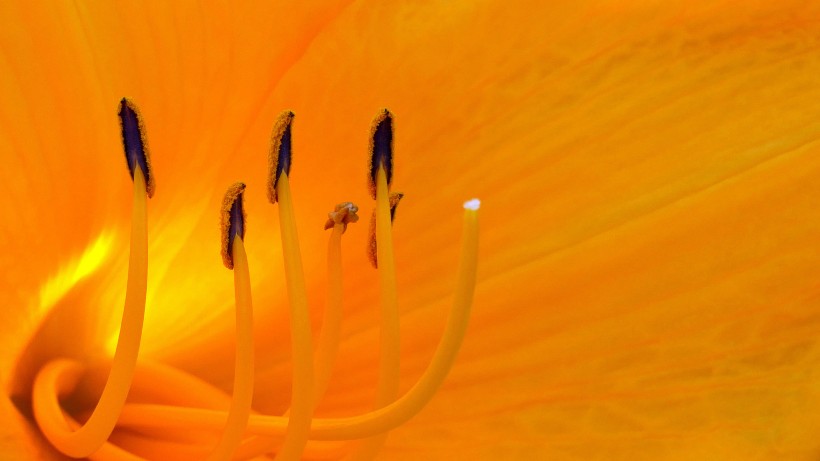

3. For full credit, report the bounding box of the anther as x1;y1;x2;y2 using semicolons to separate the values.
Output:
388;192;404;221
368;109;393;199
267;110;294;204
118;98;155;198
220;183;247;269
367;192;403;268
324;202;360;233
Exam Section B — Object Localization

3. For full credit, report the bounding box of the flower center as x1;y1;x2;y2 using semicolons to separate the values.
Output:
21;102;480;460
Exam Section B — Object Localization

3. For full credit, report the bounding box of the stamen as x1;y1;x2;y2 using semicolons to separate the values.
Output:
118;98;155;198
323;201;360;233
271;136;314;458
33;156;149;458
267;110;294;204
351;166;401;460
367;192;403;268
367;109;393;199
115;200;480;440
208;185;255;461
220;182;247;270
32;107;478;461
316;203;358;402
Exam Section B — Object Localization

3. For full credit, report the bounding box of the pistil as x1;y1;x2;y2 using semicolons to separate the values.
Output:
317;203;359;402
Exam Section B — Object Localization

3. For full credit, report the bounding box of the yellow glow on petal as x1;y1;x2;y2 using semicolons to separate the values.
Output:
101;195;244;357
38;231;116;317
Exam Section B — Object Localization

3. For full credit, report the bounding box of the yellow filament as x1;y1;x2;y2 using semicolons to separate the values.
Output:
32;165;478;459
349;166;401;460
314;223;344;402
207;236;255;461
274;171;315;460
231;224;345;460
374;167;401;406
114;203;479;440
32;361;143;461
32;166;148;458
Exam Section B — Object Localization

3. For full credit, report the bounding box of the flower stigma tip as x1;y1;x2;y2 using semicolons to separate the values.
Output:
368;109;393;199
463;198;480;210
118;98;155;198
267;110;295;204
220;182;247;270
324;202;360;233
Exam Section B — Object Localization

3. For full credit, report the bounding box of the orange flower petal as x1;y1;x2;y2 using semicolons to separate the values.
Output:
3;0;820;459
264;0;820;457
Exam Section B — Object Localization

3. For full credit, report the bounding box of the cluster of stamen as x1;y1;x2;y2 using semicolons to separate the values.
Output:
28;99;480;461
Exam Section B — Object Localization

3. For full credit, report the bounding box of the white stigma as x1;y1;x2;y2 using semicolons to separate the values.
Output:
463;198;481;210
